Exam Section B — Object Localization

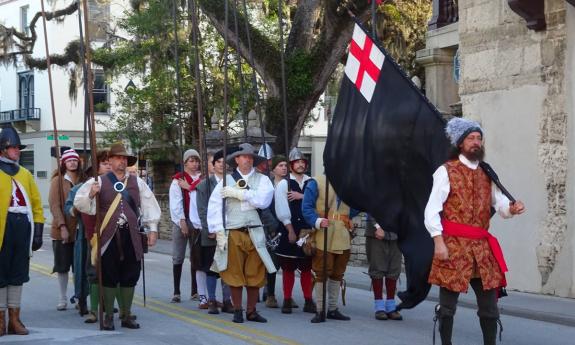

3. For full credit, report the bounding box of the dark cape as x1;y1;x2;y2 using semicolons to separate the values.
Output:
324;23;450;309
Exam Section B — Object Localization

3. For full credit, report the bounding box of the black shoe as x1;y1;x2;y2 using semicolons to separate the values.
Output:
375;310;388;320
119;313;137;321
208;300;220;315
303;299;317;314
221;300;234;314
232;309;244;323
84;312;98;324
102;315;115;331
281;299;292;314
326;309;350;321
386;310;403;321
121;317;140;329
246;310;267;323
310;312;325;323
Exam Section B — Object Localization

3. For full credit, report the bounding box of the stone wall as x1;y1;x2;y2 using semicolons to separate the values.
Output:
349;213;369;266
156;194;173;240
458;0;573;295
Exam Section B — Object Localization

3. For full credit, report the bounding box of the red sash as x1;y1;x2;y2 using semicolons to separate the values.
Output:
172;172;202;218
441;219;508;274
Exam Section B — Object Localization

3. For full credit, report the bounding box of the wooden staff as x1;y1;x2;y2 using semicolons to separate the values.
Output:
190;0;208;180
222;0;230;228
40;0;65;228
277;0;290;191
172;0;185;174
79;0;104;330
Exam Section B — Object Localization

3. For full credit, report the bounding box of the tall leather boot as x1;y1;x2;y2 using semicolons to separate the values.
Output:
479;318;498;345
438;316;454;345
0;310;5;336
7;308;28;335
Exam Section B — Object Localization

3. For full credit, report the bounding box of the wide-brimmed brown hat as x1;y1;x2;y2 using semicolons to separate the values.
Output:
108;142;137;166
226;143;266;168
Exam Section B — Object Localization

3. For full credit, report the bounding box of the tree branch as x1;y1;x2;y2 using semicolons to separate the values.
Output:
0;1;79;66
198;0;282;95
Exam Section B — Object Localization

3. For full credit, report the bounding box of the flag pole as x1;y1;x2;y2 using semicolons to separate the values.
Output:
371;0;377;39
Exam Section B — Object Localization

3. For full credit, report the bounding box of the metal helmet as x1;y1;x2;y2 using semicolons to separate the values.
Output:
0;125;26;151
288;147;306;162
257;143;274;160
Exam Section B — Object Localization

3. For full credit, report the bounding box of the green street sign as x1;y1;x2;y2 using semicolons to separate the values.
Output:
47;135;70;140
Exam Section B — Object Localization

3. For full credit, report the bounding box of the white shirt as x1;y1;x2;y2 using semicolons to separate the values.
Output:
207;168;274;233
74;175;161;232
274;174;311;226
169;173;202;229
424;154;513;238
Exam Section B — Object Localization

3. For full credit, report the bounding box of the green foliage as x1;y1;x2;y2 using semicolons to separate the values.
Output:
378;0;432;79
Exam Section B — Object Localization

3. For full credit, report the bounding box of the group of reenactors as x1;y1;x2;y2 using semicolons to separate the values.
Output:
0;117;525;345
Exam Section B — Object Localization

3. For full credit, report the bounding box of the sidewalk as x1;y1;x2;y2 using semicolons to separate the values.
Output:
150;238;575;327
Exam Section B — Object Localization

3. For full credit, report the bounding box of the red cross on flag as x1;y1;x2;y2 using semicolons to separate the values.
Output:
344;23;385;103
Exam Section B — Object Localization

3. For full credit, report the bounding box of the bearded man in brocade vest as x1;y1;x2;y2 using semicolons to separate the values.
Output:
207;143;276;324
0;125;45;336
74;142;161;331
424;118;525;345
302;174;358;323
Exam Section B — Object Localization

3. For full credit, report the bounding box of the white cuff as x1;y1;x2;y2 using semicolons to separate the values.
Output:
315;218;325;230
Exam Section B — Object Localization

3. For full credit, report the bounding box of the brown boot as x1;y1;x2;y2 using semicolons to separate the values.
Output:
0;310;5;336
7;308;29;335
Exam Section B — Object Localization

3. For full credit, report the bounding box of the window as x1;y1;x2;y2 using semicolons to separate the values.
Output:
20;6;29;35
18;71;34;110
93;70;109;114
20;150;34;175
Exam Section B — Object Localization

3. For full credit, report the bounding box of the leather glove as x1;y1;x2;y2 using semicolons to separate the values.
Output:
216;230;227;251
32;223;44;251
221;186;246;201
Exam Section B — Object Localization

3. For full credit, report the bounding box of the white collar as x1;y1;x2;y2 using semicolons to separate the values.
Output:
290;173;310;182
458;154;479;170
237;168;254;178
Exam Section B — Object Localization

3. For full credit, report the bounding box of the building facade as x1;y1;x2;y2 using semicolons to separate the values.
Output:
0;0;128;208
419;0;575;297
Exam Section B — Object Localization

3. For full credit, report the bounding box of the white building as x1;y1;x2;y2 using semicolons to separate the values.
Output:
0;0;128;208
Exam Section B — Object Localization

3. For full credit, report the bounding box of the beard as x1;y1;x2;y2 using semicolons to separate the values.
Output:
463;146;485;161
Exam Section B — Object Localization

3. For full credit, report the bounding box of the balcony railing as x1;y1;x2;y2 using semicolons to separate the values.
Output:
429;0;459;30
0;108;41;124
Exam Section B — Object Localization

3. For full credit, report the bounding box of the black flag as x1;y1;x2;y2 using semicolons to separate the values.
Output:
324;22;450;309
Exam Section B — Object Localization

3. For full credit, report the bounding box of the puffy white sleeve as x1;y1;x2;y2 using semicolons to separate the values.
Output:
242;175;274;209
207;179;225;233
138;177;161;232
424;166;450;238
274;179;292;225
73;177;98;215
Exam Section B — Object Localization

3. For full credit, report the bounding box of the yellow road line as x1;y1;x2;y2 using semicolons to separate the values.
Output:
29;262;300;345
135;296;300;345
133;300;270;345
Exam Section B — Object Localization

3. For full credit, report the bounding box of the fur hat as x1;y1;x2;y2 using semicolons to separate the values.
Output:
445;117;483;146
183;149;200;163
